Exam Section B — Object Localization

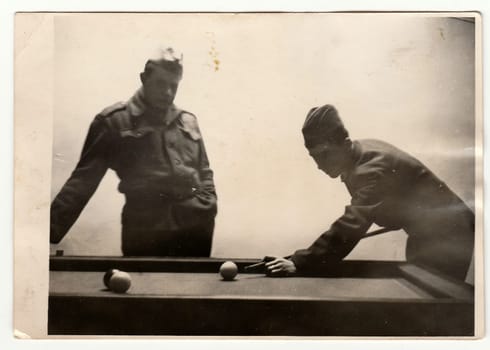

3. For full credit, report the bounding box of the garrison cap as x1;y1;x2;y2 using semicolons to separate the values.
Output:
302;104;349;148
144;46;184;78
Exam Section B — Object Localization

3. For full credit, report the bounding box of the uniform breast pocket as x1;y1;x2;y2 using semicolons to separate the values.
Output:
177;131;200;166
118;129;161;164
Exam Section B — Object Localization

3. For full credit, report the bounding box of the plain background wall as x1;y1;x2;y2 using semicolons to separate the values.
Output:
50;14;475;259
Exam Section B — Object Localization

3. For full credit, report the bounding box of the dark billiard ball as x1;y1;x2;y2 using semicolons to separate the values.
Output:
109;271;132;293
219;261;238;281
103;269;119;289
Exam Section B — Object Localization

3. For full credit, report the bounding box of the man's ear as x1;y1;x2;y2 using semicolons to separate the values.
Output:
343;137;352;148
140;72;145;85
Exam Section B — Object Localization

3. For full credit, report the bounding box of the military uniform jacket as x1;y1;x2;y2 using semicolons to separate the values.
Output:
50;97;217;243
291;139;474;278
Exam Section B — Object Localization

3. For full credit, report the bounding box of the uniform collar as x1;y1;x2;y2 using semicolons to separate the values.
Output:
340;140;362;182
127;87;181;126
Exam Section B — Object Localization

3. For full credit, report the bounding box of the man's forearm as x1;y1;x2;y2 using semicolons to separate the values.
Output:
291;202;377;270
50;151;108;243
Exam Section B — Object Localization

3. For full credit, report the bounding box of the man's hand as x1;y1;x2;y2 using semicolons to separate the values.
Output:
265;257;297;277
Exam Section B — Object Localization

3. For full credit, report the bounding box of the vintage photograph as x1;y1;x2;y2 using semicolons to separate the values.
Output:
14;12;481;337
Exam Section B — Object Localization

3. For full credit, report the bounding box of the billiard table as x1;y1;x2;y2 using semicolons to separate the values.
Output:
48;256;474;336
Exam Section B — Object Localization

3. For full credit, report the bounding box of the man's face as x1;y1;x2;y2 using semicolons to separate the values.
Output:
141;66;181;111
307;140;351;178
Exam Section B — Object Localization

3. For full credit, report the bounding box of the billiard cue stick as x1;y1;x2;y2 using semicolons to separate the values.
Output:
244;227;396;270
362;226;396;239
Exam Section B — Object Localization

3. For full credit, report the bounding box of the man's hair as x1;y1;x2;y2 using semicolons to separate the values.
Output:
143;59;183;79
302;104;349;148
142;47;184;78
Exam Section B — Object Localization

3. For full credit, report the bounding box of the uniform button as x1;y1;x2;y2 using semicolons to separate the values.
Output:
174;159;181;165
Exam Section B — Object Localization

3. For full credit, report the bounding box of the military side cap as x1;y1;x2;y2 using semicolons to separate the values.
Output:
302;104;347;148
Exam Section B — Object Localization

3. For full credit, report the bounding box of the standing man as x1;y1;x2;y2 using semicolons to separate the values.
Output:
266;104;474;281
50;47;217;256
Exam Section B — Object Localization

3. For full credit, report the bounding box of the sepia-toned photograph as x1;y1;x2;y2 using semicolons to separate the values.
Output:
14;12;482;338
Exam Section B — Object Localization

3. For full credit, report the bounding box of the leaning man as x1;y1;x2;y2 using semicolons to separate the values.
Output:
50;48;217;256
266;104;474;281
